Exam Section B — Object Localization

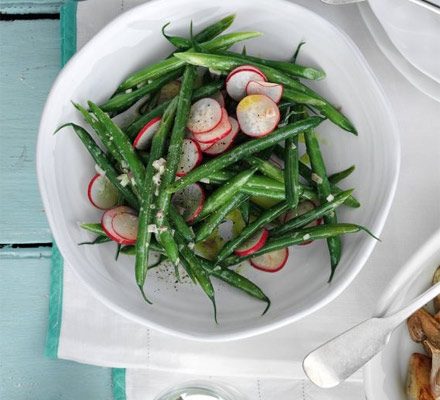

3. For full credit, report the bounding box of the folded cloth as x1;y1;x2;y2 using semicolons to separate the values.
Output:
49;0;440;398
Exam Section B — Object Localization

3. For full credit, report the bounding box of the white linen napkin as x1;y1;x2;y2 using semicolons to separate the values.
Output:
49;0;440;399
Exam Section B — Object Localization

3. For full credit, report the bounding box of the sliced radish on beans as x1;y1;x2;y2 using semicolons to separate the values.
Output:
187;98;222;134
236;94;280;137
234;228;269;257
87;174;119;210
229;64;267;76
193;108;231;144
283;200;321;245
250;248;289;273
176;138;202;177
133;117;161;150
101;206;138;245
204;117;239;155
171;183;205;223
226;67;266;101
246;81;284;103
187;131;212;151
210;91;225;108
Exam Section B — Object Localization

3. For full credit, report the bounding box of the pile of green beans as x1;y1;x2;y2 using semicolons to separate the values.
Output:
58;14;374;321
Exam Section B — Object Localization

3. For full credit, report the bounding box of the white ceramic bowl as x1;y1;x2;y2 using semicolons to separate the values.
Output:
364;228;440;399
37;0;400;341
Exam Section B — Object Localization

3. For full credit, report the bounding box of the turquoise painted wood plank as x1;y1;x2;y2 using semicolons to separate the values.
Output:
0;20;60;243
0;1;61;14
0;249;113;400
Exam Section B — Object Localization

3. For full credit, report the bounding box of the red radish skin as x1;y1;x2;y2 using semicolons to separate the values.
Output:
210;91;225;108
176;139;203;177
227;64;266;79
246;81;284;103
171;183;205;224
236;94;280;137
234;228;269;257
226;67;267;101
87;174;119;210
250;248;289;273
193;108;232;144
283;200;321;245
187;98;222;134
203;117;239;155
133;117;161;150
186;131;212;151
101;206;138;245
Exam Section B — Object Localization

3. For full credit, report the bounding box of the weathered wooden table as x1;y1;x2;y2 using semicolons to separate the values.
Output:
0;2;112;398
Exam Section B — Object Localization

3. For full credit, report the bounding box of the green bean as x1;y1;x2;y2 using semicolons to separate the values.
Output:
176;234;217;321
135;98;178;302
246;156;284;183
169;204;195;242
80;222;106;235
198;169;257;219
155;66;197;264
78;235;111;246
173;52;357;134
162;23;192;50
199;259;270;315
100;70;182;114
119;241;165;256
284;137;299;208
241;187;285;200
88;102;146;185
217;201;290;264
125;80;224;140
216;50;325;80
238;198;250;224
291;41;306;64
168;117;324;193
328;165;355;185
73;103;123;168
256;150;360;208
193;14;236;43
282;88;326;107
270;189;354;236
222;223;372;266
118;32;260;91
208;171;285;192
303;125;341;281
55;123;139;209
196;193;249;242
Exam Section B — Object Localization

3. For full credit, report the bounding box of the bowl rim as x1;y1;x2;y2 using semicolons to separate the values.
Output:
36;0;401;341
363;227;440;397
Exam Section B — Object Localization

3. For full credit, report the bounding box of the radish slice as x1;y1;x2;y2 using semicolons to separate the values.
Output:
234;228;269;257
210;91;225;108
133;117;161;150
101;206;138;245
246;81;284;103
236;94;280;137
193;108;232;144
87;174;119;210
250;248;289;273
187;98;222;134
171;183;205;223
176;139;202;177
229;64;267;76
187;131;212;151
283;200;320;245
204;117;239;155
226;67;267;101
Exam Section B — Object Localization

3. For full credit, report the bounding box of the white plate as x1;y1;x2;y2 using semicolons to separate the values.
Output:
364;228;440;399
359;2;440;102
37;0;400;341
369;0;440;84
